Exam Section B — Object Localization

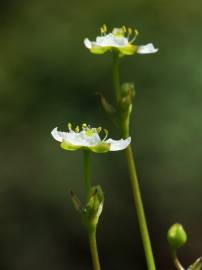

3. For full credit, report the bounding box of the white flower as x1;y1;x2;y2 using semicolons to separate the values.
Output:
51;124;131;153
84;25;158;56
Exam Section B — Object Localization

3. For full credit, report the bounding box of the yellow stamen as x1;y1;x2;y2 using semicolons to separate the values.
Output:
103;129;108;140
96;127;102;133
134;29;139;36
82;123;87;130
75;126;80;133
128;28;132;36
122;25;127;33
67;123;72;131
103;24;107;32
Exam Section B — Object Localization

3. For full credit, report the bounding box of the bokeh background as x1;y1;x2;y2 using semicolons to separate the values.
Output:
0;0;202;269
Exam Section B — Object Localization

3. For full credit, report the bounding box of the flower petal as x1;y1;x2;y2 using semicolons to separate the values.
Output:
137;43;158;54
105;137;131;151
51;127;63;142
67;130;101;147
84;38;92;49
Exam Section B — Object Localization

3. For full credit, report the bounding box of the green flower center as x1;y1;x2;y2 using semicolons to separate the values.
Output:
85;129;96;137
67;123;108;141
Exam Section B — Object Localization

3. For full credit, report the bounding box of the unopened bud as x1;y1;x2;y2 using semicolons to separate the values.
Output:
121;82;135;98
167;223;187;250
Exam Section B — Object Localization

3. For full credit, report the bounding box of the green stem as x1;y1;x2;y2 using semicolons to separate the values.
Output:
112;51;121;103
112;53;156;270
172;251;185;270
83;150;91;199
125;146;156;270
83;150;102;270
89;230;101;270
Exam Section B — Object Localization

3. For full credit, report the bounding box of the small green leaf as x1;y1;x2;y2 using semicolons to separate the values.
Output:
98;93;116;115
188;258;202;270
70;191;83;212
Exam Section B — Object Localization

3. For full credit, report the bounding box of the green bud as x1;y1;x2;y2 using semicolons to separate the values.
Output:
70;186;104;233
83;186;104;232
121;82;135;98
119;82;135;112
167;223;187;250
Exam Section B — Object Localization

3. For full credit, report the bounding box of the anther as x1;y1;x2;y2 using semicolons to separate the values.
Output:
96;127;102;133
103;24;107;32
103;129;108;140
128;28;132;36
67;123;72;131
75;126;80;133
122;25;126;33
134;29;139;36
82;123;87;130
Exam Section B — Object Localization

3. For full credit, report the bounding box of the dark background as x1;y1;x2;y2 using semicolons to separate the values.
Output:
0;0;202;269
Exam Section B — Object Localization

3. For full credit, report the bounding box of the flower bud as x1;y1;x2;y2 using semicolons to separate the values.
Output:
121;82;135;98
83;186;104;232
167;223;187;250
119;82;135;112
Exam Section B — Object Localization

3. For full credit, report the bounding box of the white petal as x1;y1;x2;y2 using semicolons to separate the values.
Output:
105;137;131;151
84;38;92;49
95;34;129;48
51;127;63;142
66;131;101;147
137;43;158;54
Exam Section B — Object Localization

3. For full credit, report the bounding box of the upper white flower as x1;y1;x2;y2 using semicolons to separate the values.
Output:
84;25;158;56
51;124;131;153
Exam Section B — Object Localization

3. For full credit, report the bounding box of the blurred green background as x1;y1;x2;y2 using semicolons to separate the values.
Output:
0;0;202;269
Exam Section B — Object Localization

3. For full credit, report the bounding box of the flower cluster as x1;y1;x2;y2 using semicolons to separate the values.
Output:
84;25;158;56
51;123;131;153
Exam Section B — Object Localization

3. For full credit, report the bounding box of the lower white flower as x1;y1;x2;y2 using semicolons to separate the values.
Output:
84;25;158;56
51;124;131;153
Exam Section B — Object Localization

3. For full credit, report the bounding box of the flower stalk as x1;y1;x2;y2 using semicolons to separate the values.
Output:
83;150;91;199
112;53;156;270
83;150;102;270
89;230;101;270
125;145;156;270
112;51;121;103
171;251;185;270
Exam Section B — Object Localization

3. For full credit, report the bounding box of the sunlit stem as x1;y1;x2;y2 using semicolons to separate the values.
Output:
172;251;185;270
112;53;156;270
89;230;101;270
125;146;156;270
83;150;101;270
